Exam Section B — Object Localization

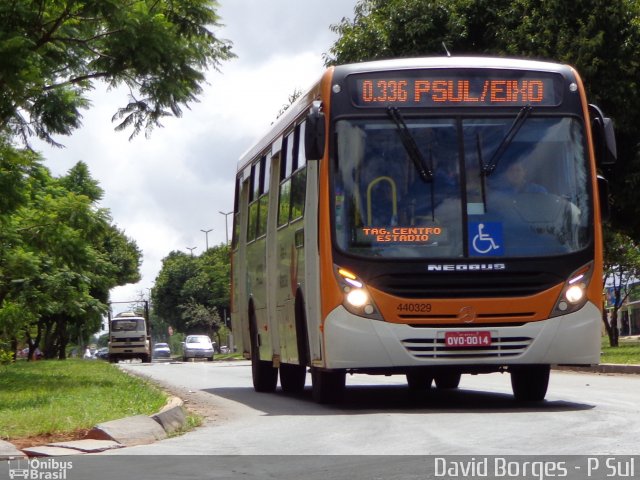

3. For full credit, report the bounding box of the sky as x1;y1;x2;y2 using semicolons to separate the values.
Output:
34;0;360;305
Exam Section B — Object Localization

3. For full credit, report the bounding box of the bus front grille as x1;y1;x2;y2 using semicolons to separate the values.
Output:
401;336;533;359
370;272;560;298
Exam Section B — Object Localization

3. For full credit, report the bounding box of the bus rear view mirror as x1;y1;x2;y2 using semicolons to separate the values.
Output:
589;104;617;166
597;174;611;221
305;101;325;161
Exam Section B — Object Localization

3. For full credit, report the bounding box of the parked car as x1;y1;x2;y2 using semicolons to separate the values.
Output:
94;347;109;360
182;335;214;361
153;342;171;359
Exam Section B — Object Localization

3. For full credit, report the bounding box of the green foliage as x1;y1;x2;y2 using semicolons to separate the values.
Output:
0;350;13;366
152;243;230;336
0;137;39;215
0;338;13;366
0;138;142;358
169;331;185;356
327;0;640;238
0;0;235;145
181;298;221;336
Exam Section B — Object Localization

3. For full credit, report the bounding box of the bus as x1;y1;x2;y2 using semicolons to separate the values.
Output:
230;57;616;403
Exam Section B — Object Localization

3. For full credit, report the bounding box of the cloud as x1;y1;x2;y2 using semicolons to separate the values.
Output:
33;1;358;304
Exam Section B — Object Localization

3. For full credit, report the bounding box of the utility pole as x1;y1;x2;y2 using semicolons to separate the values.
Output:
201;228;213;250
219;210;233;245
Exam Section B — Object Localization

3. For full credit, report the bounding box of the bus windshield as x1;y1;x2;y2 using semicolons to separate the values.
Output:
332;116;590;259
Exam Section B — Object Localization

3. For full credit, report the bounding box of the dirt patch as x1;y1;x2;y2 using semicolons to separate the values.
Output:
8;429;90;450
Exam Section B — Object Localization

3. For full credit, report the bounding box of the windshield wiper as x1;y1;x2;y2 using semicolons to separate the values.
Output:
476;133;488;213
387;106;432;182
482;105;533;176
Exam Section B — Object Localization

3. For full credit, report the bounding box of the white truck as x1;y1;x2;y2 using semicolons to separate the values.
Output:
108;307;151;363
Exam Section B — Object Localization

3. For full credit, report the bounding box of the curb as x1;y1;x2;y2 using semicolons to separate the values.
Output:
0;396;186;459
553;363;640;375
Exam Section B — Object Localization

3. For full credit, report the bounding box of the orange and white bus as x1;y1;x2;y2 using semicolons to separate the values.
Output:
230;57;616;403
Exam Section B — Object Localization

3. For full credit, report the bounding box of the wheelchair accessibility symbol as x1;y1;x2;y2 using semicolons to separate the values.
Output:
469;222;503;256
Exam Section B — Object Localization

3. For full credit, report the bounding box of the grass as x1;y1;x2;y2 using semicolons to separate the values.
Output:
214;352;244;361
601;336;640;364
0;359;167;441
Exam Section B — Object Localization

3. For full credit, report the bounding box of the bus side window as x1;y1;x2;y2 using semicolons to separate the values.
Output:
290;168;306;220
247;200;258;242
290;124;306;222
278;180;291;226
284;131;294;178
278;132;294;226
247;163;258;242
257;195;269;237
231;177;240;249
257;153;271;238
297;121;306;168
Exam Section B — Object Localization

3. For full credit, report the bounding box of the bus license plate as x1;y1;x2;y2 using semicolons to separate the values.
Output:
444;331;492;348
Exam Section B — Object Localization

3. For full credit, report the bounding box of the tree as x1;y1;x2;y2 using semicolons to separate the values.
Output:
152;251;199;332
0;146;142;359
152;243;230;335
602;230;640;346
180;298;222;340
327;0;640;238
0;0;234;145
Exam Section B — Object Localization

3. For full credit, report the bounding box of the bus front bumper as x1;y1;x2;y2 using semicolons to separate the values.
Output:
321;303;601;370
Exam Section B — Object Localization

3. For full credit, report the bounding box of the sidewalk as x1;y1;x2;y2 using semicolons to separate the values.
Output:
553;363;640;375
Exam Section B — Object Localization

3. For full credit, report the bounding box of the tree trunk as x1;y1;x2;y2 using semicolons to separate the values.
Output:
10;337;18;361
57;316;68;360
601;304;619;347
42;317;56;359
609;308;620;347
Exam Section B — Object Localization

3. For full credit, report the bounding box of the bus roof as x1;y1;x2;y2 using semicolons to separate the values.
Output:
333;56;571;75
236;70;328;174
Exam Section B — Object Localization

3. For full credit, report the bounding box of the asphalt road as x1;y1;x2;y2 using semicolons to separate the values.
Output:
111;360;640;456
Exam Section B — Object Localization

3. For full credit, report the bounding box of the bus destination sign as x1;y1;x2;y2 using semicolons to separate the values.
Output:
348;70;564;108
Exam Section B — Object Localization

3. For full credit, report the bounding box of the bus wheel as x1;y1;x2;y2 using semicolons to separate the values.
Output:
280;363;307;394
251;348;278;392
406;372;433;391
250;313;277;393
510;365;550;402
311;368;346;404
434;372;461;389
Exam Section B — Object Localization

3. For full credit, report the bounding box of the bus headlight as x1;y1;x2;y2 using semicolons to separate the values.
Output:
335;265;383;320
346;289;369;307
565;284;585;304
551;262;593;317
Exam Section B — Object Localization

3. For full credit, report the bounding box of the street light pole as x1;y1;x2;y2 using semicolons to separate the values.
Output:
186;246;197;256
200;228;213;251
219;210;233;245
